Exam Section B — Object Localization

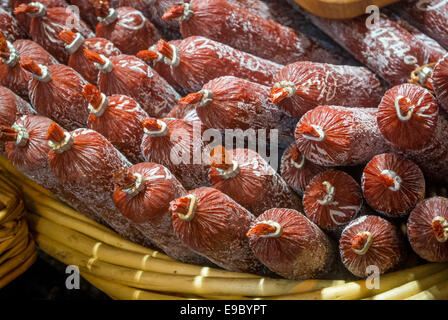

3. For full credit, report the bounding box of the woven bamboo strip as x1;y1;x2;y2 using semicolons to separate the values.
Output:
406;279;448;300
0;219;27;253
35;232;344;297
24;188;110;230
0;200;24;224
0;188;17;205
0;165;111;230
81;272;197;300
0;190;23;224
29;201;171;259
28;213;260;279
268;263;448;300
0;234;29;264
366;268;448;300
0;186;19;208
0;167;36;287
0;202;24;227
0;234;28;264
0;156;55;198
0;173;22;196
0;159;112;232
0;220;19;239
1;155;445;300
0;202;24;224
0;250;37;288
0;160;176;261
0;237;36;283
0;175;22;193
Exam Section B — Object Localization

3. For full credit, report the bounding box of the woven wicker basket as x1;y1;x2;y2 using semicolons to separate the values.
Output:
0;160;36;289
290;0;399;19
0;155;447;300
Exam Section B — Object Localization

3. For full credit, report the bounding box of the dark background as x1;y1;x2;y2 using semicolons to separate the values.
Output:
0;250;109;299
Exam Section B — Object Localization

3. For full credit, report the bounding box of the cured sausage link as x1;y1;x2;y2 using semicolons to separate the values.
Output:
339;215;405;278
46;122;152;247
13;0;67;32
0;7;27;42
388;12;447;64
432;54;448;112
59;30;121;85
0;32;59;99
377;84;448;182
361;153;425;218
113;163;210;264
280;143;326;195
1;115;102;223
307;13;430;86
303;169;363;233
152;0;275;31
170;187;266;274
140;117;209;190
92;0;160;55
83;48;180;118
407;197;448;263
392;0;448;50
82;83;148;164
14;2;94;63
270;61;385;119
162;0;338;65
178;76;297;146
295;105;389;166
247;208;336;280
207;146;301;217
0;86;35;154
137;36;283;91
20;57;90;131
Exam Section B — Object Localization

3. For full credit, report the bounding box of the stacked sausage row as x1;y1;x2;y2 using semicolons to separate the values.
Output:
0;0;447;280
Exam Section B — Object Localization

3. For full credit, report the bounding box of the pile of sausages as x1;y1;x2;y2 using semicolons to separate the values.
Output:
0;0;448;280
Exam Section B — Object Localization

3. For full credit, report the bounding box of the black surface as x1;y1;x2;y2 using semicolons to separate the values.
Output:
0;250;110;300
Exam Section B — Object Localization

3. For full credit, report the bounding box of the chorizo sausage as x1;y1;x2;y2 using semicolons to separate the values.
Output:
14;2;94;63
169;186;266;274
137;36;283;91
247;208;336;280
162;0;338;65
295;105;389;166
0;34;58;98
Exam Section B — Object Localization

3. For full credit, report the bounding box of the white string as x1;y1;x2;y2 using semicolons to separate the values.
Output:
302;124;326;142
97;8;118;25
122;173;145;196
394;95;414;122
64;33;85;55
316;181;335;205
255;220;283;238
88;93;108;117
143;120;169;137
196;90;214;107
291;154;305;169
176;195;197;222
27;2;47;17
273;81;296;98
380;169;402;192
